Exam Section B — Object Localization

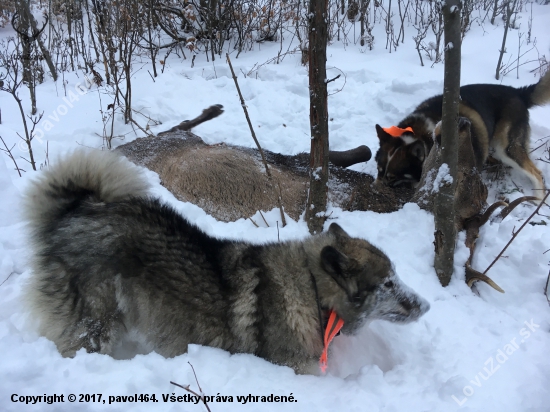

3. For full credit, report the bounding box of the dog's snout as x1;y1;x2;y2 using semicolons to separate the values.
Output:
400;295;430;321
414;296;430;317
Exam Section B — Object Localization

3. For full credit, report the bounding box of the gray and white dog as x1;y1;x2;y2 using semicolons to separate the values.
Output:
24;150;429;374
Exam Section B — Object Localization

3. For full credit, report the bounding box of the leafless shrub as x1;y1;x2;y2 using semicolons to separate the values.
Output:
11;10;48;115
1;0;545;161
4;0;514;79
0;37;39;170
495;0;520;79
412;0;443;65
0;0;15;27
0;134;24;176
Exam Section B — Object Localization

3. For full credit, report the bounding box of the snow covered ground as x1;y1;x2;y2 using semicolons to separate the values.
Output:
1;3;550;411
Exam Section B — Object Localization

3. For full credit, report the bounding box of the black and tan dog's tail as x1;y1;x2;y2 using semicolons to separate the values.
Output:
518;69;550;108
24;150;150;234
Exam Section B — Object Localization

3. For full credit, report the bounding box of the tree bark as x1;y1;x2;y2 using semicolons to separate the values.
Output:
305;0;330;234
433;0;461;286
17;0;57;82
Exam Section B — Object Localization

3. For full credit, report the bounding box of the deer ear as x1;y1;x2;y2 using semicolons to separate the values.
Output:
408;140;425;162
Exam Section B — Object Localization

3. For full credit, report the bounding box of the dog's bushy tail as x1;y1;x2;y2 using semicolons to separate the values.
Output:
24;149;150;232
519;69;550;108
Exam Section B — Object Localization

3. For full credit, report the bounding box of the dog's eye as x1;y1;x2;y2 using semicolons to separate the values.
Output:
384;281;394;288
352;294;364;305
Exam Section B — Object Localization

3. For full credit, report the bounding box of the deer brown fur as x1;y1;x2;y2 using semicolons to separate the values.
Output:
116;131;413;222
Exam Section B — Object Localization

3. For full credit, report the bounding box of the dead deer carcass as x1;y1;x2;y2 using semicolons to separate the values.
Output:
116;130;413;222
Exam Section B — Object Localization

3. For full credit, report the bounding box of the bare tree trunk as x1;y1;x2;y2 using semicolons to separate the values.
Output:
490;0;500;25
360;0;370;47
147;0;158;77
433;0;461;286
14;2;31;79
495;0;518;80
91;0;111;84
66;0;75;72
18;0;58;81
84;0;101;63
13;1;38;115
121;29;137;124
305;0;330;234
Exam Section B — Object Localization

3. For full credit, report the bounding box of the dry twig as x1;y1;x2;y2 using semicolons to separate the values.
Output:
248;217;259;228
465;195;544;293
259;211;270;227
483;191;550;277
0;135;23;177
226;53;286;227
170;362;211;412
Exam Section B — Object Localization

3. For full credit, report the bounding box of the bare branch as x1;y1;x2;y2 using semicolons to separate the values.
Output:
170;362;211;412
0;135;23;177
226;53;286;227
325;74;341;84
483;191;550;277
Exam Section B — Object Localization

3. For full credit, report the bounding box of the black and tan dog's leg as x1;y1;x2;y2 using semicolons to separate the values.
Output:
491;102;545;199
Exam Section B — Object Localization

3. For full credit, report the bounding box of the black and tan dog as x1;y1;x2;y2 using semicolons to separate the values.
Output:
374;71;550;198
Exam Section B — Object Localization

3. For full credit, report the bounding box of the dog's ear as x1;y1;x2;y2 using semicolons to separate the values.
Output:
321;246;358;296
375;124;392;143
407;140;425;162
321;246;350;277
327;223;350;240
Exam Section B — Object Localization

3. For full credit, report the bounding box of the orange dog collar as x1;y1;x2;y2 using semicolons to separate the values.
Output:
319;310;344;373
383;126;414;137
